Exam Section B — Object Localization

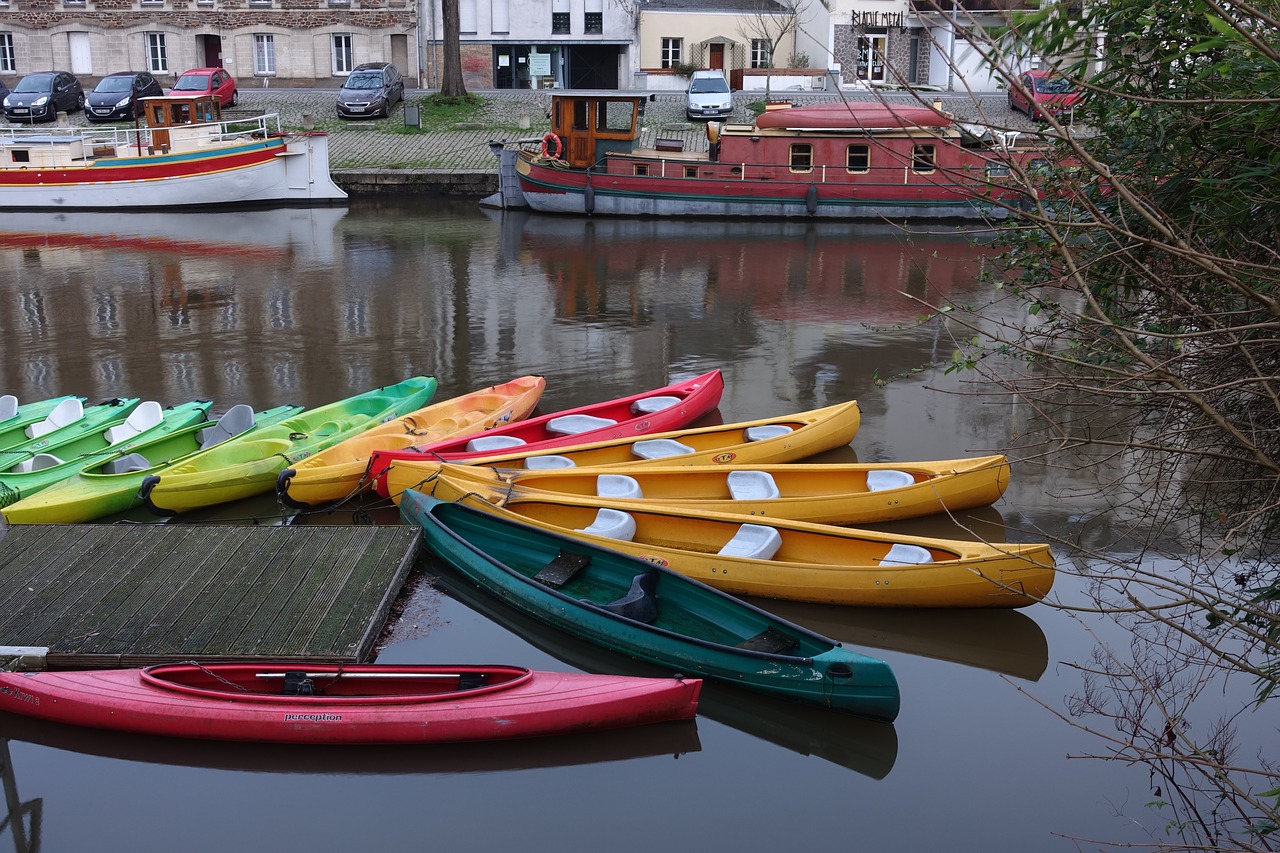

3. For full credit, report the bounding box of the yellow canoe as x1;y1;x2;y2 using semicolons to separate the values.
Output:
418;471;1055;608
416;454;1009;525
384;400;862;504
275;376;546;508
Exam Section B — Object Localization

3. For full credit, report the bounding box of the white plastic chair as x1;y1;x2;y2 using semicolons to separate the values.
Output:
576;508;637;541
104;401;163;445
465;434;527;452
25;398;84;439
104;452;152;475
631;438;695;460
718;523;783;560
745;424;793;442
545;414;617;435
596;474;643;499
866;469;915;492
879;543;934;566
727;470;781;500
0;396;18;421
630;395;681;415
524;454;576;469
12;452;64;474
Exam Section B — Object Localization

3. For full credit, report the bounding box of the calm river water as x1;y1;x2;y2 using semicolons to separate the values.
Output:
0;199;1155;851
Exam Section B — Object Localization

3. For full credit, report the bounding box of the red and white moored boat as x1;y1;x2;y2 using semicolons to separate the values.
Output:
0;94;346;209
0;662;701;744
366;368;723;496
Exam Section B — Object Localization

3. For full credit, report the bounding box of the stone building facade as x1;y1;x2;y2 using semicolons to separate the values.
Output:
0;0;418;89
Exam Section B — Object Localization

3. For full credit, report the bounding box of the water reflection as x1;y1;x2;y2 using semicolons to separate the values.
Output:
427;561;899;780
0;711;698;777
0;740;41;853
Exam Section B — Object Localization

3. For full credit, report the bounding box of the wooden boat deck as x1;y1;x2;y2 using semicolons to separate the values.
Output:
0;524;418;669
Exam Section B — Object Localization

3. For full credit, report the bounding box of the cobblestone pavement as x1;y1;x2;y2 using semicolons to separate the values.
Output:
43;87;1050;172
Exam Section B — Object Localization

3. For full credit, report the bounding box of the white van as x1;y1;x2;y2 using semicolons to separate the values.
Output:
686;70;733;120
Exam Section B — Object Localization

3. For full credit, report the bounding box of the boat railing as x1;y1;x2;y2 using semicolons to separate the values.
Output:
0;112;285;152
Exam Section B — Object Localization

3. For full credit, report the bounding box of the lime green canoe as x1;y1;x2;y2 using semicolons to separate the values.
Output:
0;397;141;470
138;377;438;516
2;403;303;524
0;400;212;510
0;394;87;453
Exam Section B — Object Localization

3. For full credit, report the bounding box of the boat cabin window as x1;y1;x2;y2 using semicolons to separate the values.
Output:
912;144;936;174
634;163;649;176
11;149;30;164
571;100;589;131
789;143;813;173
598;100;635;133
684;165;698;178
846;144;870;173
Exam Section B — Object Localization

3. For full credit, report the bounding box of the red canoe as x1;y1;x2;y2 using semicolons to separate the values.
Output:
0;662;702;744
367;369;724;497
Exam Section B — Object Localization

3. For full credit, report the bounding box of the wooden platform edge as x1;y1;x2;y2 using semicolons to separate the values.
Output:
352;527;423;662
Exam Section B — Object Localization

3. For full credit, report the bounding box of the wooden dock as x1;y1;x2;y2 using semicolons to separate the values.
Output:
0;523;420;669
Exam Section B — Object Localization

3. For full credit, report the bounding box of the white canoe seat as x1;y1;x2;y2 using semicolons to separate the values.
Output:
524;454;576;469
104;452;152;475
630;395;681;415
0;395;17;421
546;414;618;436
631;438;695;460
866;469;915;492
198;404;257;449
576;508;637;541
745;424;794;442
597;474;643;499
104;401;163;445
727;470;781;501
879;543;934;566
12;452;64;474
465;434;527;453
718;523;783;560
25;398;84;439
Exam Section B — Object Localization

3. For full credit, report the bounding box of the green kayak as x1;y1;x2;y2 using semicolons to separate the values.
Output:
2;403;303;524
0;400;212;510
0;394;87;452
0;397;141;468
139;376;438;515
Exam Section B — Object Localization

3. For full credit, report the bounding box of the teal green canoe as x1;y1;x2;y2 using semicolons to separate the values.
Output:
2;403;303;524
400;488;901;721
0;400;213;510
139;377;438;515
0;394;87;452
0;397;141;469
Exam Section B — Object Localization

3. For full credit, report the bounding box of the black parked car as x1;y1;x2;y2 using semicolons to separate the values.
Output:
336;63;404;119
2;71;85;123
85;71;165;122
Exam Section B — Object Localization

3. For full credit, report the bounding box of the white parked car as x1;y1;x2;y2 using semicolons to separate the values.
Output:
686;70;732;120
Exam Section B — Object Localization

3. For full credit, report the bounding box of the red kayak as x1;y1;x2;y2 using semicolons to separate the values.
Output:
367;369;724;497
0;662;702;744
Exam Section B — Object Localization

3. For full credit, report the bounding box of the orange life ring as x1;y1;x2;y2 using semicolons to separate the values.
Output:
540;132;563;159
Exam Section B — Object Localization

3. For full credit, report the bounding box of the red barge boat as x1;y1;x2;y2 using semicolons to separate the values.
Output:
493;93;1038;220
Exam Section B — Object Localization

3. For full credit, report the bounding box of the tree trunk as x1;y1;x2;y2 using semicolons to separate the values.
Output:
440;0;468;97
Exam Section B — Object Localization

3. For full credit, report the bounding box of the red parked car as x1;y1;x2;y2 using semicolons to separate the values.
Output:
1008;69;1082;121
170;67;238;107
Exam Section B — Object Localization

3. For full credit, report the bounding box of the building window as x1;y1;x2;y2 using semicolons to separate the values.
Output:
846;143;869;173
751;39;771;68
332;34;353;74
0;34;15;73
146;33;168;73
551;12;570;33
254;34;276;75
460;0;477;33
661;38;682;68
491;0;509;33
912;144;936;173
584;13;602;33
789;143;813;172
